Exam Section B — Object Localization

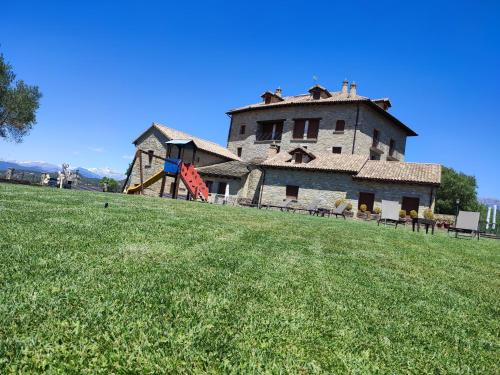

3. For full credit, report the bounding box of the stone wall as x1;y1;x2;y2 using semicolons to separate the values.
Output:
261;168;435;215
228;102;408;162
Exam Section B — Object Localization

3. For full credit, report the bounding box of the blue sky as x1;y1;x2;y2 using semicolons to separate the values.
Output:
1;1;499;196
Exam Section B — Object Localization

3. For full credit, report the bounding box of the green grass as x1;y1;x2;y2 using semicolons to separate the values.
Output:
0;183;499;373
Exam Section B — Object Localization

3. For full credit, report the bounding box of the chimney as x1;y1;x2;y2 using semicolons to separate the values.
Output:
349;81;357;97
341;80;348;95
267;144;280;158
275;87;282;97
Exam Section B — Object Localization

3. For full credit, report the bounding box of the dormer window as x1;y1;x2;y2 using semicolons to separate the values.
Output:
308;85;332;100
261;90;284;105
287;147;316;165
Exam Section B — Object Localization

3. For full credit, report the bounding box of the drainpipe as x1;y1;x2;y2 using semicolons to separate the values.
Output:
351;102;360;154
257;167;266;208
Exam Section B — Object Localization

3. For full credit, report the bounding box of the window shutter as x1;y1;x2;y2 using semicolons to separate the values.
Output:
335;120;345;131
274;122;283;140
293;120;305;139
307;119;319;139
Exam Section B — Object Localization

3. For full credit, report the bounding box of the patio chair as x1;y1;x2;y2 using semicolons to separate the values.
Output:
448;211;480;240
378;200;404;228
331;201;348;219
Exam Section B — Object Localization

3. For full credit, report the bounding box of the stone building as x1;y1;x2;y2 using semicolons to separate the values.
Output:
124;81;441;215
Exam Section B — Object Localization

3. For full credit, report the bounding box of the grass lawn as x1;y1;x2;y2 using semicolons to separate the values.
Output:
0;183;499;373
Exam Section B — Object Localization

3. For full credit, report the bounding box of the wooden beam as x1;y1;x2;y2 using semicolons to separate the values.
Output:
138;150;144;195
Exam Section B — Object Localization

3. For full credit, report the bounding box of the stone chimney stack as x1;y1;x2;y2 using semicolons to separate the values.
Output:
349;81;357;98
341;80;348;95
275;87;282;97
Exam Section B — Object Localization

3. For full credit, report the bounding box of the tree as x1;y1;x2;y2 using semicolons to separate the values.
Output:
99;177;119;193
435;166;481;214
0;53;42;142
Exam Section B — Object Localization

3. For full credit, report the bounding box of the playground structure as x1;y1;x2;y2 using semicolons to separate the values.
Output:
123;140;209;201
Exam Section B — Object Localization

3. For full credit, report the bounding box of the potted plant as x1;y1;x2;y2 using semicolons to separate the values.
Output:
373;207;381;220
399;209;407;222
357;204;367;219
436;220;443;228
423;208;434;221
410;210;418;219
443;219;450;229
345;202;353;217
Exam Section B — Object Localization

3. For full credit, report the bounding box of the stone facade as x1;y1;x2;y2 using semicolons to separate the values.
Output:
261;168;435;215
227;102;408;163
127;127;229;197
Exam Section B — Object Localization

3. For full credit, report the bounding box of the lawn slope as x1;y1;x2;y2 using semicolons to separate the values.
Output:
0;183;499;373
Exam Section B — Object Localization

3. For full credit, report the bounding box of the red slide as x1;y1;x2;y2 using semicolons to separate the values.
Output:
179;163;209;201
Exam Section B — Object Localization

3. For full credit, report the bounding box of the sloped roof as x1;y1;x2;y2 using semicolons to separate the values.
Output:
134;123;240;161
261;150;368;173
355;160;441;185
196;160;251;178
227;88;417;136
228;91;368;113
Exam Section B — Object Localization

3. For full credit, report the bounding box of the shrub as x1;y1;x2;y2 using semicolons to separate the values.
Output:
399;209;407;218
410;210;418;219
423;208;434;220
359;204;367;212
346;203;353;211
374;207;381;215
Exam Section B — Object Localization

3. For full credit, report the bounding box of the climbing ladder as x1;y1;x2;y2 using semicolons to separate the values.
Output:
125;154;208;202
179;162;209;201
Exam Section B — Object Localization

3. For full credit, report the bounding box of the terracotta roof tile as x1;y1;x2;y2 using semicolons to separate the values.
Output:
152;123;240;161
355;160;441;185
261;149;368;173
196;160;250;178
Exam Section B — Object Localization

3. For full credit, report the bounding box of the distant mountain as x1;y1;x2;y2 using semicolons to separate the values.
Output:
86;167;125;181
73;167;102;179
0;160;59;173
0;160;125;181
480;198;500;207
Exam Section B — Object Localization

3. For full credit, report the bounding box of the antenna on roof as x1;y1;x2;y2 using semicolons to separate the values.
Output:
312;75;318;84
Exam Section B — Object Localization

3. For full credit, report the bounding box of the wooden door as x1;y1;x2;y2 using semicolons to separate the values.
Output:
402;197;420;214
358;192;375;211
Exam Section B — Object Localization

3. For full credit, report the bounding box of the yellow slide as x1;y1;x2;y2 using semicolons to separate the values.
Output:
126;170;165;194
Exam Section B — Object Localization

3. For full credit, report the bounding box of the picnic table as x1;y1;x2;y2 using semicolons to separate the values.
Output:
412;218;436;234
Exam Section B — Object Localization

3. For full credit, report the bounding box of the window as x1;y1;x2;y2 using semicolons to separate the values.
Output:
358;192;375;212
389;139;395;156
286;185;299;200
240;125;246;135
335;120;345;132
256;121;283;141
402;197;420;215
146;150;154;167
237;147;242;157
205;180;213;193
217;182;227;195
372;129;380;148
293;119;319;139
332;147;342;154
307;119;319;139
294;152;303;164
312;90;321;100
